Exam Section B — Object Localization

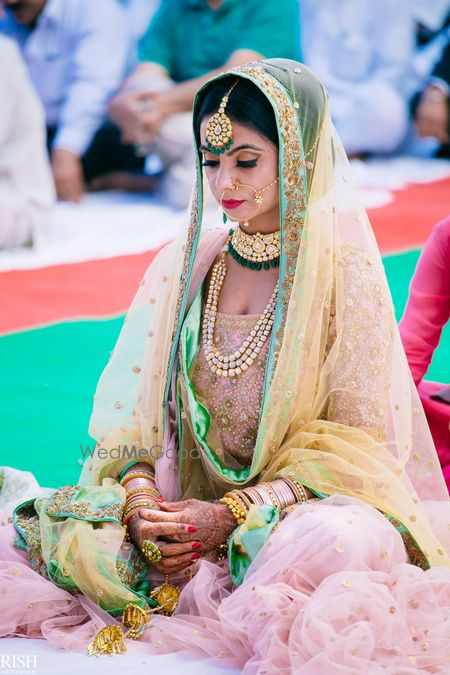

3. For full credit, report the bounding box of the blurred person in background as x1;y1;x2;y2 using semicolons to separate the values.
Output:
400;215;450;492
0;0;129;202
97;0;300;207
119;0;160;71
412;3;450;157
0;35;54;248
299;0;412;157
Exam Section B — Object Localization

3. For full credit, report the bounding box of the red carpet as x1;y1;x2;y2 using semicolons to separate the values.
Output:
0;247;163;335
369;176;450;253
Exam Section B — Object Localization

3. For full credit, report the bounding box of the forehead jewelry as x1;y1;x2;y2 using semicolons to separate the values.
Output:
204;80;239;156
221;177;279;228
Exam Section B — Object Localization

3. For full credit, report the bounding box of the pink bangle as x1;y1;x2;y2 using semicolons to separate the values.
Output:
124;477;157;490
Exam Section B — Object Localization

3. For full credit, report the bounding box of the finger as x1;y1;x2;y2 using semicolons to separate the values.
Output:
139;508;185;522
153;560;192;575
140;521;195;539
155;551;200;571
135;90;156;100
156;540;202;557
158;501;185;512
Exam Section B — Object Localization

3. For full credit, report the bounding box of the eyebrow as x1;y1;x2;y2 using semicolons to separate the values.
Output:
199;144;264;157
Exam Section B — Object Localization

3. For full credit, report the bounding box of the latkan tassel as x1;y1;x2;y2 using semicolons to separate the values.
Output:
149;576;181;616
87;602;150;656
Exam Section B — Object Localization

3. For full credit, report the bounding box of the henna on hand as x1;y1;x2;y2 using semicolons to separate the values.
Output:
146;499;238;554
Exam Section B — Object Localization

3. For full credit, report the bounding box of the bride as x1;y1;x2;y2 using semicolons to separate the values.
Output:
1;59;450;672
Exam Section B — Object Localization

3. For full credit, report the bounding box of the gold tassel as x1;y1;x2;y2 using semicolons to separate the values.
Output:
150;575;181;616
87;577;181;655
87;602;150;656
87;626;127;656
122;602;150;639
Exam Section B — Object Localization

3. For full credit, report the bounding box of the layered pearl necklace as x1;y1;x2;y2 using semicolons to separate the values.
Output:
202;255;278;378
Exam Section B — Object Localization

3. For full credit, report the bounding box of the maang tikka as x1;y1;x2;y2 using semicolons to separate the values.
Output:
204;79;239;156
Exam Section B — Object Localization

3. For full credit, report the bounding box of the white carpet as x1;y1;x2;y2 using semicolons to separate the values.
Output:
0;192;184;272
0;637;241;675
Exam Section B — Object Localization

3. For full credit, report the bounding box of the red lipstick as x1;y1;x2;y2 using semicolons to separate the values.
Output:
222;199;245;209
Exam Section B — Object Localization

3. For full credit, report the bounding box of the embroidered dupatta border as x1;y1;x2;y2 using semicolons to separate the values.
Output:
162;64;308;432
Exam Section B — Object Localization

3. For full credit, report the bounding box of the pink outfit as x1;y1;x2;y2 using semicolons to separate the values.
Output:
2;497;450;671
399;216;450;490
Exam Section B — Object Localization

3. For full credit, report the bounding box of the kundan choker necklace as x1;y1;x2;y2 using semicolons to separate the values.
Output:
227;227;280;270
202;255;278;378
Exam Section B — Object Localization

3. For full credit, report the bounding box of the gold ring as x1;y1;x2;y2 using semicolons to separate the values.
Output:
141;539;162;564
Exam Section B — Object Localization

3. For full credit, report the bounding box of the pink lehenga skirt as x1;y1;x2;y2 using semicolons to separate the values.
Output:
1;494;450;673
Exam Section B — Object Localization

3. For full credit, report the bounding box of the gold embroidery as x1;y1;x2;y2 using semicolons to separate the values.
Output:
13;498;148;594
325;245;393;442
13;503;49;581
165;184;199;400
190;312;269;465
231;64;307;381
46;485;123;522
386;516;429;570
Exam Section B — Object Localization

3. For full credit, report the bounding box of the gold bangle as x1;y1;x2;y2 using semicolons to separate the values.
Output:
124;496;160;512
121;467;155;479
229;491;248;512
123;497;158;512
120;469;155;486
125;491;159;503
122;499;159;519
125;486;161;499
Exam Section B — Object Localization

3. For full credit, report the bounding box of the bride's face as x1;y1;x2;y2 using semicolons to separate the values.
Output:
199;119;279;225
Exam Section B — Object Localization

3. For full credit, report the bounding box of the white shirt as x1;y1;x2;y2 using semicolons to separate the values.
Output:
1;0;129;155
0;36;54;248
300;0;413;103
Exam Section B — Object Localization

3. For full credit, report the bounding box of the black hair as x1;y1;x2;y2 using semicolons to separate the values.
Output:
193;75;279;152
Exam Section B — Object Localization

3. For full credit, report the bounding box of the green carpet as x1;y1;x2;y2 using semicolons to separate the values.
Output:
0;317;123;487
384;249;450;383
1;249;449;487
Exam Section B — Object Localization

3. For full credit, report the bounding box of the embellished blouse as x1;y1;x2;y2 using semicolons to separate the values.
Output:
189;310;270;466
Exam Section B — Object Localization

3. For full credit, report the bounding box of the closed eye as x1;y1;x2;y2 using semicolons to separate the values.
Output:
201;159;258;168
237;159;258;168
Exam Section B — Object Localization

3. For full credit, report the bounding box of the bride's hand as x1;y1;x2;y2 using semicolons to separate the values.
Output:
127;507;203;575
139;498;238;569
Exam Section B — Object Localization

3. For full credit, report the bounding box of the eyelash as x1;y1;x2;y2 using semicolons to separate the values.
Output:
201;159;258;168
